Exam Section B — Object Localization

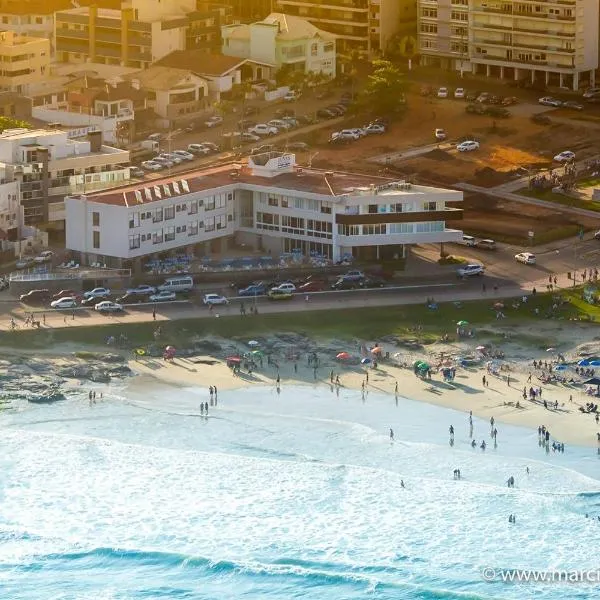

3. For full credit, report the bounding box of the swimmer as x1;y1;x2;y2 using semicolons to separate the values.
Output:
400;480;405;489
480;440;486;450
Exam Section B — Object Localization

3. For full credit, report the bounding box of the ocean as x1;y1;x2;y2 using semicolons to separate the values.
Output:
0;380;599;599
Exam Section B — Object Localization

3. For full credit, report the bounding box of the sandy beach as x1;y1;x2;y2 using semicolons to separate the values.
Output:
127;321;600;449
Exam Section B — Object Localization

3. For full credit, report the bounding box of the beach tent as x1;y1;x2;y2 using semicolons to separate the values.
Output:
590;361;600;367
553;364;568;371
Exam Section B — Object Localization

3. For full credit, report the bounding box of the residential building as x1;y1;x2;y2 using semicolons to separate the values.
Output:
64;152;463;268
0;128;130;229
0;163;20;241
273;0;415;56
129;66;209;128
222;13;337;79
226;0;272;23
418;0;598;90
0;31;50;95
188;2;233;53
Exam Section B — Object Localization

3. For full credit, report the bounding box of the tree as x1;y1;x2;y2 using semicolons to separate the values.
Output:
0;117;30;132
351;60;408;117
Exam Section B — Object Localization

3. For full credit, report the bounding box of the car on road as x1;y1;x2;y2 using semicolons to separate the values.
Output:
116;293;148;304
457;140;480;152
238;283;266;296
457;264;485;278
240;132;261;143
284;90;302;102
250;123;278;136
157;152;182;164
94;301;123;313
267;288;293;300
149;290;177;302
52;289;79;300
171;150;195;161
126;284;156;296
476;238;497;251
359;276;386;288
198;141;219;153
203;293;229;306
34;250;54;263
188;143;211;155
19;289;51;304
286;141;309;151
50;297;78;309
152;156;174;168
83;287;111;299
437;87;448;98
364;123;386;135
563;101;584;111
515;252;536;265
330;130;359;142
538;96;562;107
343;270;365;281
204;115;223;128
271;282;296;294
297;280;326;292
435;128;447;141
454;87;465;99
141;160;163;171
554;150;575;162
583;87;600;98
129;166;145;178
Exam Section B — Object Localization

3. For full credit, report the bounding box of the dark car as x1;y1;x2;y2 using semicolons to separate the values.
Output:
326;105;345;116
52;289;79;300
19;289;51;304
296;115;315;125
81;295;105;306
198;141;219;153
331;278;360;291
316;108;336;119
359;276;386;289
238;283;266;296
116;293;149;304
298;280;326;292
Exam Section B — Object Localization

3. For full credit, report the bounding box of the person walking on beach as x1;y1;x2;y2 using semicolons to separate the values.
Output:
214;386;217;405
390;428;394;441
200;403;204;415
395;381;398;394
449;425;454;441
330;370;334;383
204;401;209;415
366;371;369;383
482;375;486;387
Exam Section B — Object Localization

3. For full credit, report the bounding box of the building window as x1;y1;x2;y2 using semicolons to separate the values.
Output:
311;43;318;56
153;207;163;223
188;200;198;214
92;211;100;227
92;230;100;249
268;196;279;207
128;212;140;228
188;221;198;236
129;234;140;249
152;229;163;244
424;201;437;211
324;42;334;53
205;196;215;210
165;226;175;241
165;205;175;220
216;214;227;230
420;23;437;34
422;7;437;18
205;216;215;232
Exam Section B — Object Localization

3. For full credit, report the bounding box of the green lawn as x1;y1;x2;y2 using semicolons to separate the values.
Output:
1;291;594;352
578;176;600;189
518;187;600;213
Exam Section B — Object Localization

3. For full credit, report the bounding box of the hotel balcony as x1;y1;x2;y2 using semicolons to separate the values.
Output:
473;39;576;54
471;7;575;22
276;0;368;12
472;22;575;38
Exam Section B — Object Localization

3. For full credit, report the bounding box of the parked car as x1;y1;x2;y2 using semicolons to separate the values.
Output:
34;250;54;263
188;143;211;155
249;124;278;136
531;113;551;125
297;280;326;292
364;123;386;135
457;140;480;152
515;252;536;265
129;166;145;178
240;132;261;143
595;230;600;240
50;297;78;309
326;105;345;116
141;160;163;171
19;289;51;304
454;87;465;99
553;150;575;162
203;293;229;306
152;157;174;168
126;284;156;295
563;101;584;111
15;257;35;269
331;130;360;142
198;141;219;153
271;282;296;293
582;87;600;98
359;276;386;288
205;115;224;128
476;92;490;103
437;87;448;98
267;288;293;300
238;283;266;296
94;301;123;313
539;96;562;107
501;96;519;106
343;270;365;281
331;278;360;290
52;289;79;300
149;290;177;302
157;152;182;164
267;119;292;130
457;264;484;278
284;90;302;102
476;239;497;251
171;150;195;161
116;293;148;304
435;128;447;141
282;116;299;128
316;108;336;119
83;287;111;299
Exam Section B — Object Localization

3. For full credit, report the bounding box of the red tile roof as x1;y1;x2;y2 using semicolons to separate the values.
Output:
155;51;248;77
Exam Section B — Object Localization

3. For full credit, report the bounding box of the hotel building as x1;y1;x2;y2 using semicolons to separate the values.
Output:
65;153;463;268
418;0;598;90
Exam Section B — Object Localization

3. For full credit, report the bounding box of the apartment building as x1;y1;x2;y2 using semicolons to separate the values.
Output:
55;0;228;69
274;0;415;56
64;153;463;267
0;31;50;95
226;0;273;23
418;0;598;90
0;128;130;228
222;13;336;79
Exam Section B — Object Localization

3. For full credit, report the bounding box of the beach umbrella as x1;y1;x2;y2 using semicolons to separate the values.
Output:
371;346;382;354
361;358;372;364
457;320;469;327
475;345;486;351
553;364;567;371
546;347;556;352
337;352;350;360
248;340;260;347
578;359;590;367
590;361;600;367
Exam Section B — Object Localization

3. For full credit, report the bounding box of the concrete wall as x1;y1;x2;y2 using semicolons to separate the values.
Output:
249;23;278;65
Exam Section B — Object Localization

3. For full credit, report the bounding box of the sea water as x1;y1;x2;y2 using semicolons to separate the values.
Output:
0;380;599;600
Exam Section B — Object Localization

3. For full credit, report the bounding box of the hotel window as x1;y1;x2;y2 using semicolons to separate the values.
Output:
128;212;140;228
153;207;163;223
165;226;175;241
362;224;386;235
282;216;305;235
165;205;175;220
215;194;226;209
311;43;318;56
268;196;279;207
128;234;140;249
416;222;444;233
205;216;215;232
205;196;215;210
256;212;279;231
281;197;289;208
92;230;100;249
451;11;468;21
152;229;163;244
216;214;227;230
424;201;437;211
422;7;437;18
420;23;437;34
321;202;332;214
188;200;198;214
389;223;414;234
188;221;198;236
92;211;100;227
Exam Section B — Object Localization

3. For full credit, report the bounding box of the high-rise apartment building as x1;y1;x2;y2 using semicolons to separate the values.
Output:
418;0;598;90
0;31;50;95
275;0;416;56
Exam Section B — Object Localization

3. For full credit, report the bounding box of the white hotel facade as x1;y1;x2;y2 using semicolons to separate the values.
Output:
65;153;463;267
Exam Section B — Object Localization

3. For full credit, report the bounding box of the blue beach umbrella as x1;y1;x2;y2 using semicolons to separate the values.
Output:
554;364;567;371
361;358;372;364
578;359;590;367
589;361;600;367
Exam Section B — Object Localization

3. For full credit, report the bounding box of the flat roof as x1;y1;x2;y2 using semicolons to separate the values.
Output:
76;162;460;207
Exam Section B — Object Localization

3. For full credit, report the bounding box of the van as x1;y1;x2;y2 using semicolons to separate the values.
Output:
462;235;476;247
158;276;194;293
477;238;497;250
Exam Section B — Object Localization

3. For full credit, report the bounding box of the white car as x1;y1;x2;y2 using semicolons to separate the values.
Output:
149;290;177;302
188;143;211;155
435;128;447;141
454;88;465;99
331;130;360;141
457;140;480;152
203;293;229;306
284;90;302;102
348;128;367;138
515;252;536;265
83;287;111;299
94;301;123;313
157;152;182;164
152;157;174;168
250;124;278;136
240;132;261;143
50;297;78;309
364;123;386;135
539;96;562;107
282;116;299;128
34;250;54;263
271;282;296;293
437;87;449;98
141;160;163;171
553;150;575;162
205;116;223;128
126;284;156;296
171;150;194;161
457;264;485;278
267;119;292;130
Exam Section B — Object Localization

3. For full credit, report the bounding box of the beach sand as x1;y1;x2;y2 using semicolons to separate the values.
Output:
127;324;600;449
